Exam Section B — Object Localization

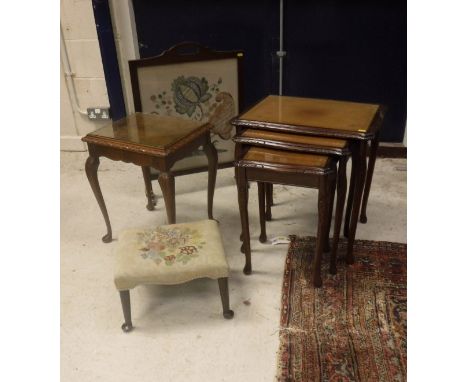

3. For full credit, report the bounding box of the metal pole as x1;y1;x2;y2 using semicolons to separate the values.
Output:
277;0;286;95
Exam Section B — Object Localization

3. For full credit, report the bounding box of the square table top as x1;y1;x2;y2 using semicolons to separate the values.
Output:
243;146;330;169
82;113;209;154
240;129;348;149
232;95;382;140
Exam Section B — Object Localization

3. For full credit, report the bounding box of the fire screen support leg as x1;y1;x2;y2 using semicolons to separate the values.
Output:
203;140;218;220
141;166;157;211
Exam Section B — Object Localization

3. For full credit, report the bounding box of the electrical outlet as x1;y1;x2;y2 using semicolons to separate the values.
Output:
87;107;110;120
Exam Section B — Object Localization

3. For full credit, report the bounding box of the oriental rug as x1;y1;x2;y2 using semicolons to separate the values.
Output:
277;237;407;382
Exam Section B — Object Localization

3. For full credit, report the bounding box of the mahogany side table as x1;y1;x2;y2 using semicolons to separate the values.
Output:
231;95;385;263
235;146;338;287
233;129;350;226
82;113;218;243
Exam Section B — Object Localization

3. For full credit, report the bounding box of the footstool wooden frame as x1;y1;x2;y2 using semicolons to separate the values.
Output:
114;220;234;332
235;147;345;287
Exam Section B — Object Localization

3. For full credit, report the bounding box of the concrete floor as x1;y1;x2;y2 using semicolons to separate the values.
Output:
61;151;406;382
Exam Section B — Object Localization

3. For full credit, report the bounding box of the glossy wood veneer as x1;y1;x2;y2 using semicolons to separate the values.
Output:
237;147;333;177
233;129;350;156
232;95;383;140
83;113;209;155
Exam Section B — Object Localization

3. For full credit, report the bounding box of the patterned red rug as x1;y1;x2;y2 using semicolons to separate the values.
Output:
277;237;407;382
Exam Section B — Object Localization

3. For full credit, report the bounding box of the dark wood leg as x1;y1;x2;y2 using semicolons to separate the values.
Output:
218;277;234;319
346;141;367;264
314;178;329;288
268;183;274;206
141;166;157;211
323;171;336;253
158;171;176;224
237;167;252;275
330;157;348;274
239;179;250;254
265;183;273;221
203;140;218;220
258;182;267;243
344;145;357;238
119;290;133;332
85;155;112;243
360;134;380;223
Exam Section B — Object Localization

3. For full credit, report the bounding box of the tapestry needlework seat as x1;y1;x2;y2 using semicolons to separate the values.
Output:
114;219;234;332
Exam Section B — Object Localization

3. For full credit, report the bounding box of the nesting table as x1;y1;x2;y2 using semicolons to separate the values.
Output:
231;95;384;263
82;113;218;243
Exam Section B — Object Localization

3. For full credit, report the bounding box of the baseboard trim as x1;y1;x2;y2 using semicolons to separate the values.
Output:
377;145;407;158
61;136;87;152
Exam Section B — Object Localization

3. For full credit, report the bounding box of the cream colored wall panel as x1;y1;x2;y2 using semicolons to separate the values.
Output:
75;114;109;136
74;78;109;108
65;40;105;78
61;0;98;40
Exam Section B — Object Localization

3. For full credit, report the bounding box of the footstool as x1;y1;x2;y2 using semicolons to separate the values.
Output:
114;219;234;332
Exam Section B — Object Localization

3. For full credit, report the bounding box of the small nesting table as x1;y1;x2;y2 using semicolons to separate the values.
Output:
236;147;345;287
232;95;385;263
82;113;218;243
233;129;351;226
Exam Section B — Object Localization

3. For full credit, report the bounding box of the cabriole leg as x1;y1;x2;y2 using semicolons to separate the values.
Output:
85;155;112;243
360;134;380;223
258;182;267;243
330;157;348;274
265;183;273;221
237;167;252;274
346;141;367;264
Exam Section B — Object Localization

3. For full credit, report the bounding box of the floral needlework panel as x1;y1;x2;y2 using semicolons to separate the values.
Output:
138;225;205;266
114;220;229;290
137;59;239;171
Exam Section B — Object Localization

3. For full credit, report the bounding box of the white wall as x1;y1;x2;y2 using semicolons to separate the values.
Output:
60;0;110;151
60;0;139;151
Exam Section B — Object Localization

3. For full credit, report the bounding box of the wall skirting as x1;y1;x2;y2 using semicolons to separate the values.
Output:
376;144;407;158
61;136;86;152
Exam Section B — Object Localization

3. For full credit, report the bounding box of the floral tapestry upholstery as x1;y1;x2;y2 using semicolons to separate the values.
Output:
137;58;239;172
114;220;229;290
